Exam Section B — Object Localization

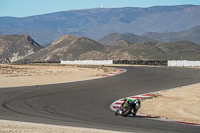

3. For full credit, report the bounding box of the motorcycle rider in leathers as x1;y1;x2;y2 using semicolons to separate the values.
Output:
116;98;141;116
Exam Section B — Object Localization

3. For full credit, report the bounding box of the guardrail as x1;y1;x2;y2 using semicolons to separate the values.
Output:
12;60;61;65
113;60;168;66
60;60;167;66
21;60;200;67
168;60;200;67
60;60;113;65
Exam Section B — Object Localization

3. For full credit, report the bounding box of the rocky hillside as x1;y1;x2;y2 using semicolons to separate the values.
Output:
16;35;200;63
17;35;105;62
0;5;200;46
115;41;200;60
155;41;200;59
98;33;156;45
143;26;200;44
0;35;43;63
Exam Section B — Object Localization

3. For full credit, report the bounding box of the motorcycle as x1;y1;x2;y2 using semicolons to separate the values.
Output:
115;98;141;117
115;105;133;116
115;99;135;117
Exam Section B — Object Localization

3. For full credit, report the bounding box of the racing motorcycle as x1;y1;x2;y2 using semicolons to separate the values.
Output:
115;99;134;117
115;104;133;117
115;98;141;117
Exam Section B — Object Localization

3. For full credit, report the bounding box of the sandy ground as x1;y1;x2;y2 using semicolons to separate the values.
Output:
0;63;116;88
139;83;200;124
0;119;127;133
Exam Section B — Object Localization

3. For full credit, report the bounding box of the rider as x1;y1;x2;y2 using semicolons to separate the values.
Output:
121;98;141;116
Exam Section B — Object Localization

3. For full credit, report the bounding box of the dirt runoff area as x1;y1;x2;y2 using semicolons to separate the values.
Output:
0;63;117;88
0;120;126;133
139;83;200;124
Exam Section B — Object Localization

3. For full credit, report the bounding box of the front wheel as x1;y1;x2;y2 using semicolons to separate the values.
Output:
115;109;119;115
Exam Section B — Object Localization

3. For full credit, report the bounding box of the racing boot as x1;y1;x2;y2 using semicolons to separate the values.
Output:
131;111;136;116
131;109;136;116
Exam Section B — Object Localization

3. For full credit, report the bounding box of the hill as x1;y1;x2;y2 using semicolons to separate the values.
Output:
0;35;43;63
98;33;156;45
17;35;105;63
116;41;200;60
155;41;200;59
0;5;200;46
143;26;200;44
16;35;200;63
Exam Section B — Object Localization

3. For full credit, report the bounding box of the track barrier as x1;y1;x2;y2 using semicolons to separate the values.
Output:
60;60;200;67
168;60;200;67
113;60;168;66
23;60;199;67
61;60;113;65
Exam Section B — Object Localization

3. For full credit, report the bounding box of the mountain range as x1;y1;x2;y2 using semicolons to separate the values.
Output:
0;5;200;46
11;34;200;64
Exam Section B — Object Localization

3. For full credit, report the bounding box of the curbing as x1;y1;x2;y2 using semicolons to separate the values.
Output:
110;94;153;112
103;68;127;77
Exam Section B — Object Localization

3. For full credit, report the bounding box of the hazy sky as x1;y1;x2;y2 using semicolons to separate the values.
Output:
0;0;200;17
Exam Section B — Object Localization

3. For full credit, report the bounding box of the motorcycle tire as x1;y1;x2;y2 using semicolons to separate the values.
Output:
115;109;119;115
121;106;132;117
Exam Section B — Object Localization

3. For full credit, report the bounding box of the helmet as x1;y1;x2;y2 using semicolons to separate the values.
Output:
125;99;130;104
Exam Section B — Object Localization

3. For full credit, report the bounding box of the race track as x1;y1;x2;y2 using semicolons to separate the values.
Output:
0;66;200;133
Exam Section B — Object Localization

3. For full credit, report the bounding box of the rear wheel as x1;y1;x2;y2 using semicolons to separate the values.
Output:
121;106;132;116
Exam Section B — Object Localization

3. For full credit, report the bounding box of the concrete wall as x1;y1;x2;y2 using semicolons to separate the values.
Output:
113;60;167;66
168;60;200;67
61;60;113;65
61;60;200;67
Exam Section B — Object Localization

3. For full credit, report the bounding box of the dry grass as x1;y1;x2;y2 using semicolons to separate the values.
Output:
140;94;161;101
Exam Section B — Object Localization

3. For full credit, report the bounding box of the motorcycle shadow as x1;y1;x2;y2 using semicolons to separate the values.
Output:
120;114;148;118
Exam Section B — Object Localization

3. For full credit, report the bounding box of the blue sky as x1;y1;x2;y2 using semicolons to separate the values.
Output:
0;0;200;17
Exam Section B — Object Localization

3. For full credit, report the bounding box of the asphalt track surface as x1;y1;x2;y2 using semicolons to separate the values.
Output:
0;66;200;133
